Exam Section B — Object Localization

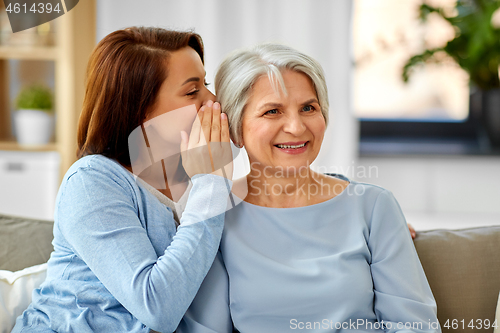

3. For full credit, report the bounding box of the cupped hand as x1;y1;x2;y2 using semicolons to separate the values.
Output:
180;101;233;180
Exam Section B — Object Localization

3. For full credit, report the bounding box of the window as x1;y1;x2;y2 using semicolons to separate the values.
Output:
353;0;469;120
353;0;488;154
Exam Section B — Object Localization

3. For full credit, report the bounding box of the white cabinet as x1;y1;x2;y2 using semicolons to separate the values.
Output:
0;150;60;220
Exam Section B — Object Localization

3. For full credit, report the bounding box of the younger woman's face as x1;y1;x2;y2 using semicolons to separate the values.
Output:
146;47;215;121
143;47;215;145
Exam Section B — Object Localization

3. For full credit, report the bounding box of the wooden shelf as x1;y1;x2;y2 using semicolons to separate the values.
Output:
0;46;58;60
0;0;96;179
0;140;57;151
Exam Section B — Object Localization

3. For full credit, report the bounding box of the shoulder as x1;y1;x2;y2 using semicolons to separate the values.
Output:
66;154;129;178
346;179;406;234
60;155;139;199
325;173;390;202
55;156;155;230
65;155;133;183
325;174;402;224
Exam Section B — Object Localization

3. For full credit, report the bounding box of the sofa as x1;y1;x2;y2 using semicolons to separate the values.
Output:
1;213;499;332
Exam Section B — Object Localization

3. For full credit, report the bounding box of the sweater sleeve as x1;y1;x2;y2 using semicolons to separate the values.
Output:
177;250;233;333
56;165;231;333
368;190;441;333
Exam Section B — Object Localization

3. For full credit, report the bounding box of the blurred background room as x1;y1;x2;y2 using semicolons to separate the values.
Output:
0;0;499;230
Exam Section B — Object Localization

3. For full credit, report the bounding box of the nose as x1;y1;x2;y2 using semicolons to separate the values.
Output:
283;112;306;136
201;86;216;105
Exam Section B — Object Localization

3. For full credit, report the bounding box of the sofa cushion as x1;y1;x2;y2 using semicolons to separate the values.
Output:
0;263;48;333
414;226;500;332
0;214;54;272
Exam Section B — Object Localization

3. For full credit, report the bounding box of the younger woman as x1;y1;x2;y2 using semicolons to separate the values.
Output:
12;27;232;333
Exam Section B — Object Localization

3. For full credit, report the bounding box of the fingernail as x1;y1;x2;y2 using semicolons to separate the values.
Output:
214;102;220;110
206;100;214;107
221;113;227;120
200;106;205;112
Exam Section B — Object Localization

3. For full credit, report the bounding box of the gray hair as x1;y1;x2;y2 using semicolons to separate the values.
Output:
215;43;329;146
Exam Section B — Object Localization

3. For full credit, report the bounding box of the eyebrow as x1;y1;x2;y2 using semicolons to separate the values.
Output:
257;98;320;111
301;98;320;106
181;77;200;86
181;72;207;86
258;102;283;110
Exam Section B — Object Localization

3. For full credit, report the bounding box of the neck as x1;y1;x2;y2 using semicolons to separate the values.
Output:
245;165;322;207
127;152;188;202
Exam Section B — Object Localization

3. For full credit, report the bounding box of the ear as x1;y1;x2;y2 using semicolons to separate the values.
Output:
236;138;244;148
230;133;243;148
231;139;243;148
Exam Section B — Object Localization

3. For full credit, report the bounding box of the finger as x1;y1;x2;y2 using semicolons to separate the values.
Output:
188;107;204;147
201;100;214;144
211;102;222;142
220;112;230;143
408;223;416;239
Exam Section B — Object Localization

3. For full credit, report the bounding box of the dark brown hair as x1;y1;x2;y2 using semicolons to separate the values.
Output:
77;26;204;166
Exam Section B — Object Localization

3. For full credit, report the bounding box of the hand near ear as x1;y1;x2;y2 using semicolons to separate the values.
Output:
181;101;233;180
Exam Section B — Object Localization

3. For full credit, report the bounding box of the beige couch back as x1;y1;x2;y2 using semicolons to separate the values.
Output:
414;226;500;332
0;214;53;272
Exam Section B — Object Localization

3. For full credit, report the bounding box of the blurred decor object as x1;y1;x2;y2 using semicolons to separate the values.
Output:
3;22;52;46
402;0;500;147
14;84;54;145
0;7;11;45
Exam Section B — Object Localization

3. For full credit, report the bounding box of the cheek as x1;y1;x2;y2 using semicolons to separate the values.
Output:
241;117;256;142
243;119;273;145
311;116;326;136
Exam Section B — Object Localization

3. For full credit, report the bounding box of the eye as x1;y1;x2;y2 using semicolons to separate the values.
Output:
204;81;210;87
186;89;199;96
302;105;316;112
264;109;279;115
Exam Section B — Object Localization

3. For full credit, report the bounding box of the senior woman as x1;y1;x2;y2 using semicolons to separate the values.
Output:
178;44;440;333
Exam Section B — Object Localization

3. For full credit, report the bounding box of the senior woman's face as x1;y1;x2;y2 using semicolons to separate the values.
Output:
241;70;326;174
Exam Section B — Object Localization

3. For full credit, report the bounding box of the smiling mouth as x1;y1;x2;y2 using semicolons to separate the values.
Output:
275;142;308;149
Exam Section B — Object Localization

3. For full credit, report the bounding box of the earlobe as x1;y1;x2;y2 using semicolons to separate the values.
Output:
230;134;244;148
236;138;244;148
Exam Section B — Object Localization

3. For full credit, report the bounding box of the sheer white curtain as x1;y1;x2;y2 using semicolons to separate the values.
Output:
97;0;357;178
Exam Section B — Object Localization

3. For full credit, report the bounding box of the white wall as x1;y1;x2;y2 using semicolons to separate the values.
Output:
357;156;500;230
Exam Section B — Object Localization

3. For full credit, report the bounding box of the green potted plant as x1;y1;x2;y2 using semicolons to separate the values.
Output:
14;84;54;145
402;0;500;147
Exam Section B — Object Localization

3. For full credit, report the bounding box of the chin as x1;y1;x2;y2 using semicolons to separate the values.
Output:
277;163;313;177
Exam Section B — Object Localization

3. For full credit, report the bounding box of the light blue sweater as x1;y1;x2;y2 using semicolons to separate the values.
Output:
179;175;441;333
12;154;231;333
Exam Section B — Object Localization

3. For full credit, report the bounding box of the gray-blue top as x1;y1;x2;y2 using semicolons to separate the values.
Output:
12;154;231;333
179;175;441;333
